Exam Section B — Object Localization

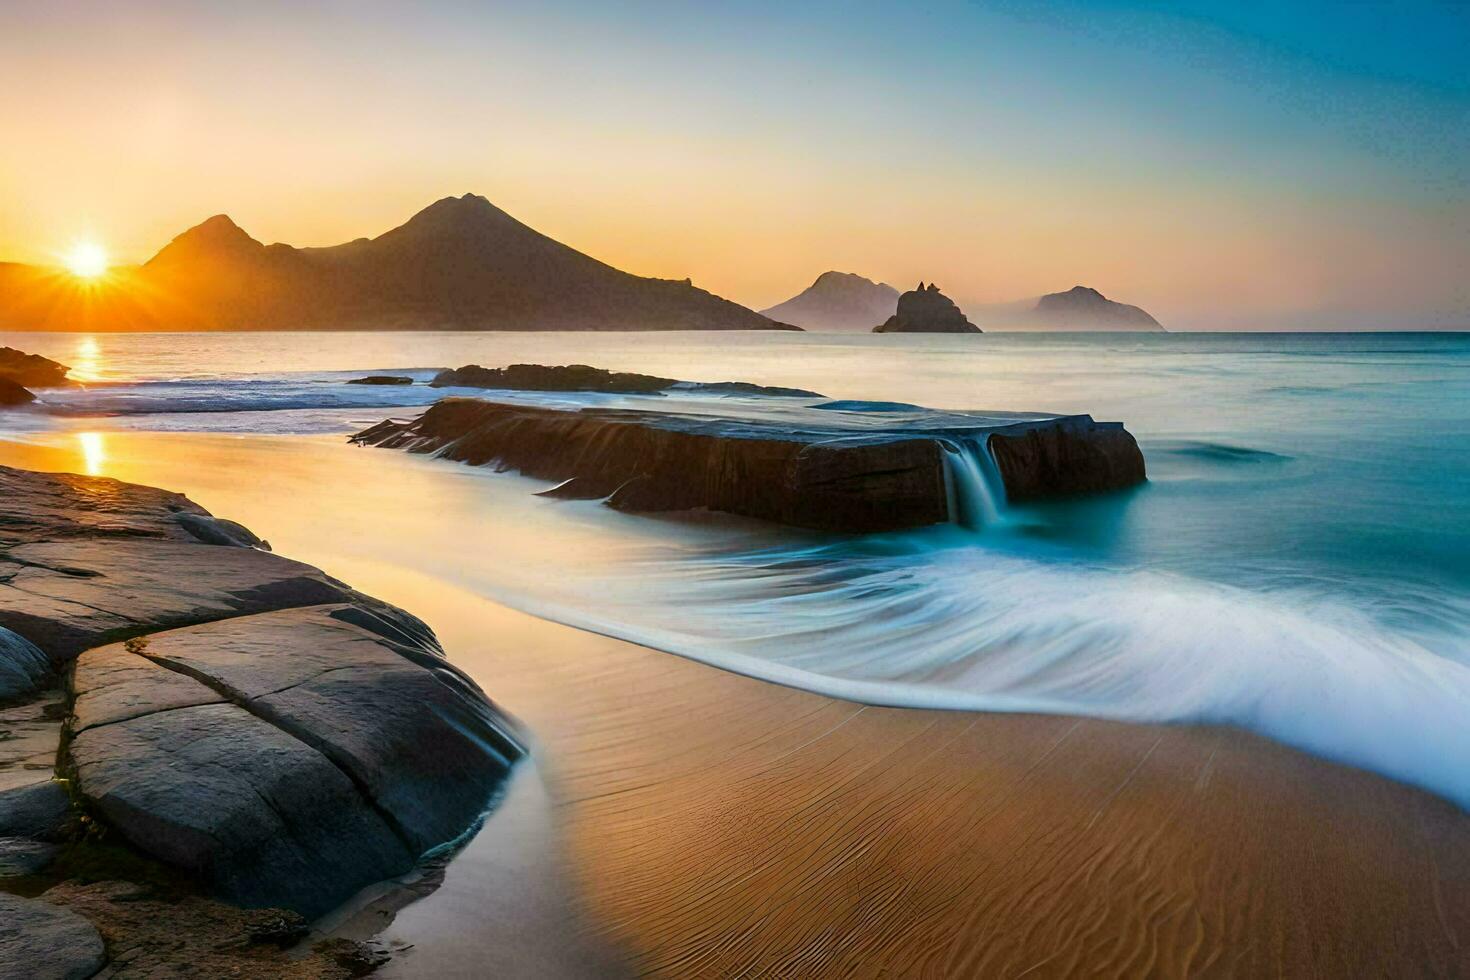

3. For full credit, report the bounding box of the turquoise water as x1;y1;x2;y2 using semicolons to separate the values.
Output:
3;329;1467;805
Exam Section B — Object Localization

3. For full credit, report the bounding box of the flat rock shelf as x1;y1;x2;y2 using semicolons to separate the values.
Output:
351;396;1146;533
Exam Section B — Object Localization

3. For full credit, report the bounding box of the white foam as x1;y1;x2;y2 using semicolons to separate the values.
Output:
476;536;1470;810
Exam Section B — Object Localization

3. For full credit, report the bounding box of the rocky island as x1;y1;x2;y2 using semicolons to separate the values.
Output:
974;285;1165;331
0;465;522;975
762;274;1166;332
872;283;980;334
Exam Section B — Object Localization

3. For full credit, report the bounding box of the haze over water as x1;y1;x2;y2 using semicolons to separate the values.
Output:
2;329;1467;807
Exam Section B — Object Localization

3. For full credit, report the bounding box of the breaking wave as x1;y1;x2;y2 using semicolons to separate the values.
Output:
489;525;1470;810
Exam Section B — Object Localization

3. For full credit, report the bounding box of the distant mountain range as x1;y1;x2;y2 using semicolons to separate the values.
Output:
0;194;796;332
760;272;900;332
762;273;1163;332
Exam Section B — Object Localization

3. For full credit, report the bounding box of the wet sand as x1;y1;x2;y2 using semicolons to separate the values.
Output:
2;433;1467;977
411;587;1470;978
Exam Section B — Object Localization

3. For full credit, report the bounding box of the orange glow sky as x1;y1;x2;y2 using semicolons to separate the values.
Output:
2;1;1466;329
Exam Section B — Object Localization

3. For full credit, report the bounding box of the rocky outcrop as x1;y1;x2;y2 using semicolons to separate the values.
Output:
0;464;523;926
67;605;519;915
873;283;980;334
761;272;900;332
0;346;70;387
0;894;106;980
355;399;946;532
0;379;35;407
0;467;388;661
352;397;1145;532
346;375;413;385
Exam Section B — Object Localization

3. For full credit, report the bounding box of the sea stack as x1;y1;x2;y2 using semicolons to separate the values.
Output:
872;283;980;334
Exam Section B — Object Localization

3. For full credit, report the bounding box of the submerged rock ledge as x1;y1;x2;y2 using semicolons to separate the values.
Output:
430;361;824;398
351;396;1145;532
0;465;523;942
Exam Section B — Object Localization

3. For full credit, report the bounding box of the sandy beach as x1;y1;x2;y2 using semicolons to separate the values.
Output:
2;431;1466;978
415;585;1470;978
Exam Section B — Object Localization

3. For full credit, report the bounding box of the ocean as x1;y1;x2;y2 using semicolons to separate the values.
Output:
2;329;1467;807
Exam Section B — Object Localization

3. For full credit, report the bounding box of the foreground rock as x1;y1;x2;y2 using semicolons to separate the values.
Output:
352;397;1144;532
0;379;35;407
0;627;49;701
431;362;823;398
37;878;394;979
0;464;523;938
873;283;980;333
0;466;406;663
0;894;106;980
0;347;70;388
68;606;519;914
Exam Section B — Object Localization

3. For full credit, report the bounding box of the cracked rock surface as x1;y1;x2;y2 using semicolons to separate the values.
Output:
0;463;523;944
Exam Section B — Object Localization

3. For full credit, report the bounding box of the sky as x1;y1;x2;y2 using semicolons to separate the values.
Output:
1;0;1466;329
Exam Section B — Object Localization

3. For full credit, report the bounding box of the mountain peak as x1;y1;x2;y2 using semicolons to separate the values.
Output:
62;192;791;332
185;214;253;242
417;192;499;218
1034;285;1162;329
145;213;262;267
762;272;902;331
391;193;516;240
813;270;878;287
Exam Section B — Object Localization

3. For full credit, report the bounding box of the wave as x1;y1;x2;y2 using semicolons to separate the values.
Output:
30;372;441;416
1151;440;1292;463
484;529;1470;810
812;399;927;413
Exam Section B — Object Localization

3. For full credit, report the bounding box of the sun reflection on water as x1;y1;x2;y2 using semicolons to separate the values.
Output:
70;336;103;383
77;432;106;475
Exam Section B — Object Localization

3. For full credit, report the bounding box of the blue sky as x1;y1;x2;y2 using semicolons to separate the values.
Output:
2;0;1466;327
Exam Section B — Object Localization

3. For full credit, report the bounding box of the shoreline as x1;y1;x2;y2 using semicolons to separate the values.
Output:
0;433;1467;975
398;578;1470;977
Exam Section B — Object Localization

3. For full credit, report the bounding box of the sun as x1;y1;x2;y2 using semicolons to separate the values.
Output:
64;241;109;279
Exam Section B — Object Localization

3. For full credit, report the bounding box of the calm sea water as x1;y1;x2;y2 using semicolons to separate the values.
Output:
3;329;1468;806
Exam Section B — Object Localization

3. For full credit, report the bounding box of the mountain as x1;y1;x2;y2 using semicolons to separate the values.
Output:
872;283;980;333
975;286;1164;331
760;271;900;332
0;194;797;332
763;273;1162;332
